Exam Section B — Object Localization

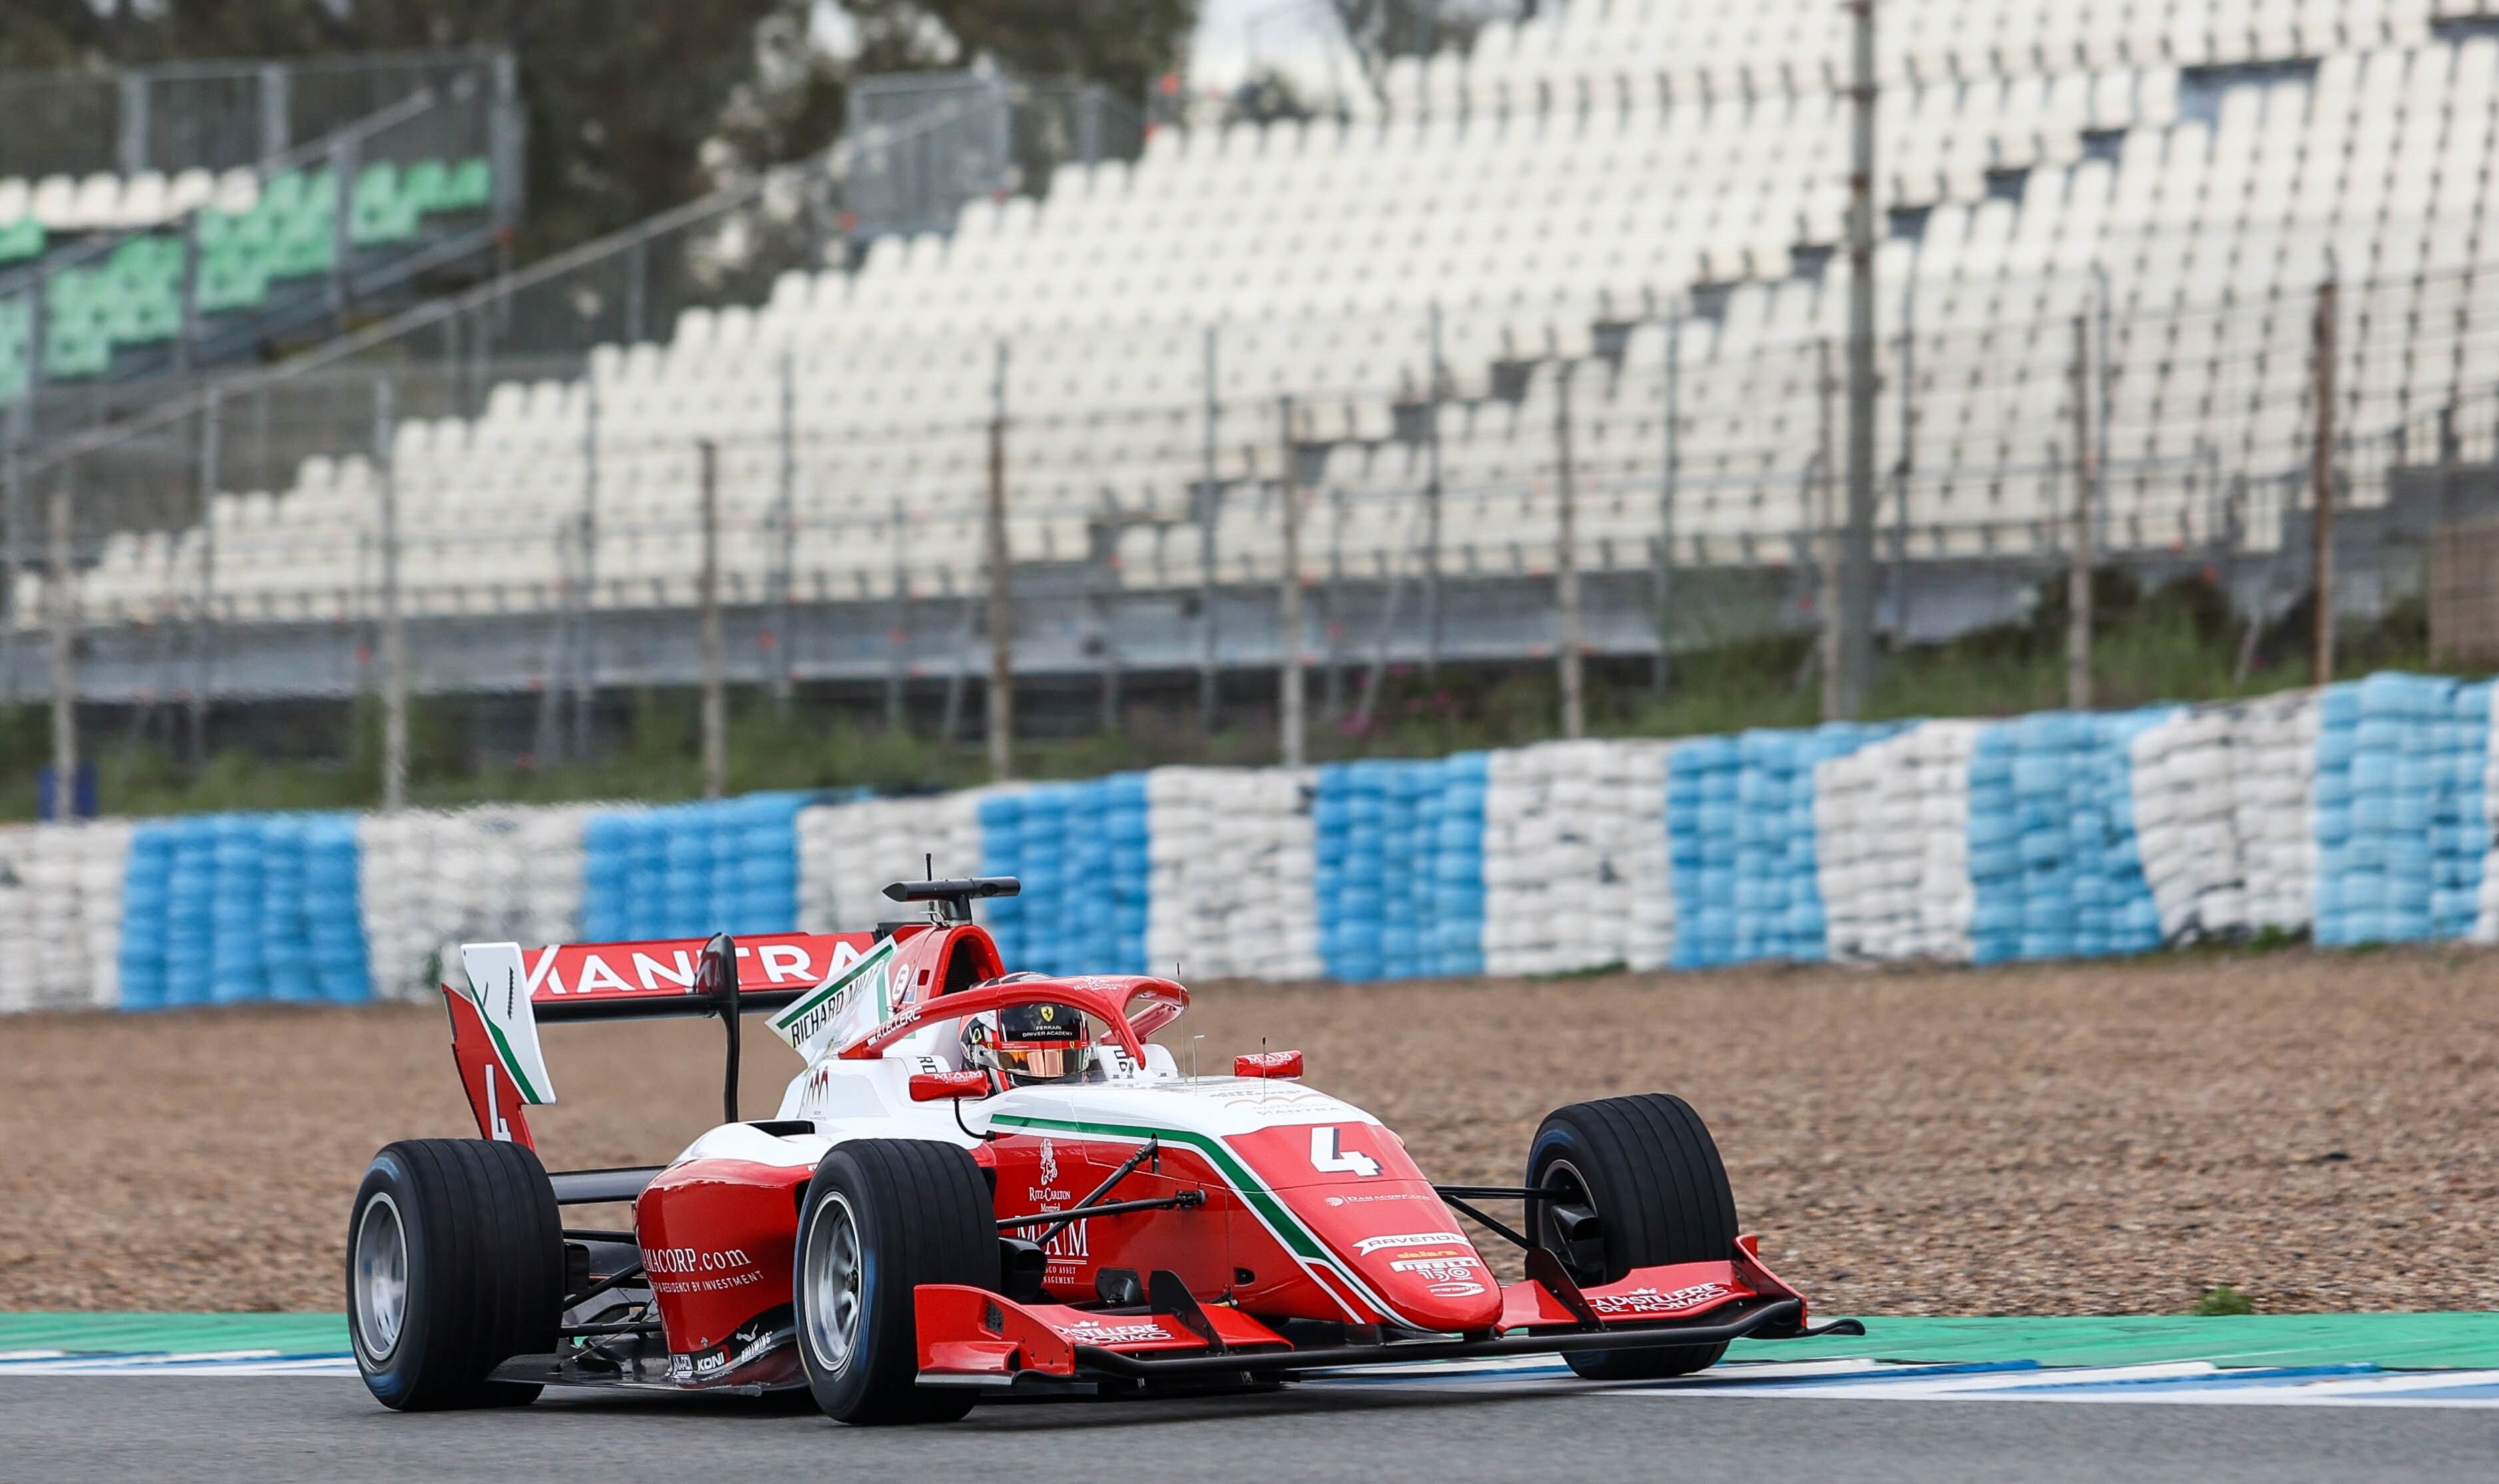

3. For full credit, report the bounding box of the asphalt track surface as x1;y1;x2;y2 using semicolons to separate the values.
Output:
9;1375;2499;1484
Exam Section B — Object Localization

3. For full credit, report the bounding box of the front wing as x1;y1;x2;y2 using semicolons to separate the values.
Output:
914;1234;1863;1388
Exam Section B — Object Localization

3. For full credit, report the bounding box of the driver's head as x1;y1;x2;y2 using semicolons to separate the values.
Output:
960;1002;1093;1086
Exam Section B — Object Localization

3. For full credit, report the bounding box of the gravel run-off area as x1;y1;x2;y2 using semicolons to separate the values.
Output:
3;946;2496;1317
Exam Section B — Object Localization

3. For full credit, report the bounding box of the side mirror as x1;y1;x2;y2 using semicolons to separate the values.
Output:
910;1069;993;1103
1235;1050;1304;1079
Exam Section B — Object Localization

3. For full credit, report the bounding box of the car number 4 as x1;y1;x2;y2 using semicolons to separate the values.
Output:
1310;1125;1382;1177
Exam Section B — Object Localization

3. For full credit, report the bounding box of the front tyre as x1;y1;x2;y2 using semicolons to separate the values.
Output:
793;1139;993;1425
1526;1093;1738;1382
347;1139;564;1410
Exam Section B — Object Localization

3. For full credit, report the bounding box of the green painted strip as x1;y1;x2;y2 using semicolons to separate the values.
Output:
1729;1314;2499;1372
0;1313;349;1355
473;1002;545;1104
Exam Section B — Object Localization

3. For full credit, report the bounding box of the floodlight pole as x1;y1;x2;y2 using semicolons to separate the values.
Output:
1837;0;1879;717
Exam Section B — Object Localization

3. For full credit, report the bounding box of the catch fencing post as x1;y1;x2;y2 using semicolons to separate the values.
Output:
2068;314;2095;711
887;498;909;733
1198;325;1221;733
376;377;407;812
1654;299;1681;694
1892;276;1915;644
1837;0;1880;719
194;387;222;763
1818;339;1842;722
1424;301;1445;677
699;439;727;799
986;339;1014;783
2311;276;2339;685
573;376;600;759
772;349;797;708
1278;395;1306;768
47;468;76;807
1554;359;1585;741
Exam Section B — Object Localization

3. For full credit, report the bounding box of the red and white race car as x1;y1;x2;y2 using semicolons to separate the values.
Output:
347;876;1859;1422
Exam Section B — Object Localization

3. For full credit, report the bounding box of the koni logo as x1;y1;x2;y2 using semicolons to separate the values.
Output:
645;1246;754;1275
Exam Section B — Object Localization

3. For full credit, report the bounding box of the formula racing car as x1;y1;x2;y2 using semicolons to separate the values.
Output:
347;876;1860;1421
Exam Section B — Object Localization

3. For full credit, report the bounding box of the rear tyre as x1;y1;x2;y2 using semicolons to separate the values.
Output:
1525;1093;1738;1382
347;1138;564;1410
793;1139;992;1425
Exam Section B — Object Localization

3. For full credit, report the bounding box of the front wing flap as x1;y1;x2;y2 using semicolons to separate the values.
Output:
914;1234;1862;1388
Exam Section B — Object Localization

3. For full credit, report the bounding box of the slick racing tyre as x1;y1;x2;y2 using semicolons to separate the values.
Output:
794;1139;994;1425
347;1139;564;1410
1525;1093;1739;1382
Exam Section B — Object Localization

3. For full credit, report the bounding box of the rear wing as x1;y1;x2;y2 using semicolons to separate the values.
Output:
445;930;880;1151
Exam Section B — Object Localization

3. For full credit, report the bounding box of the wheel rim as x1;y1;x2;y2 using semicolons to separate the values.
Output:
1535;1158;1607;1285
801;1192;864;1375
352;1193;410;1362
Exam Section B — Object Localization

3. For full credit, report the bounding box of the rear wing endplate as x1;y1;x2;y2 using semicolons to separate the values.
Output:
444;929;881;1149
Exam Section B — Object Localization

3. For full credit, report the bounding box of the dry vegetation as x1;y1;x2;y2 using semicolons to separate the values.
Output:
5;946;2496;1315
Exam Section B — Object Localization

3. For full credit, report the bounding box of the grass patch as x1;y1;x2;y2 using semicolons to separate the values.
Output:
2190;1286;2259;1316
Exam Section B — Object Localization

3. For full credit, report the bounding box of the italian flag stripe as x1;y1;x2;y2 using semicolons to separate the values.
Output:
989;1113;1405;1326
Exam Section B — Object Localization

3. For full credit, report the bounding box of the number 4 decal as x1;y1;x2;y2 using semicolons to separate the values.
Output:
1310;1125;1381;1177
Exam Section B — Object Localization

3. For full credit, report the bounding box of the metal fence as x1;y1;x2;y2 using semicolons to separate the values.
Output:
845;70;1146;241
0;47;513;182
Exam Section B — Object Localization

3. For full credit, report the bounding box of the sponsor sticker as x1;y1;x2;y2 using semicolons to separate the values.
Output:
1389;1256;1483;1283
1052;1318;1177;1346
1354;1230;1467;1256
765;938;896;1058
1587;1281;1737;1317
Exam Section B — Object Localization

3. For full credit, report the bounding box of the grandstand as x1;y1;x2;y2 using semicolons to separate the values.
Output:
25;2;2499;699
0;48;517;420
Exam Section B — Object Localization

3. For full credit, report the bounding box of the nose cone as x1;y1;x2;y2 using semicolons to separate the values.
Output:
1338;1220;1505;1332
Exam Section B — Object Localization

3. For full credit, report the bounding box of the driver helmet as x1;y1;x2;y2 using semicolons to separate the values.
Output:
960;1000;1093;1086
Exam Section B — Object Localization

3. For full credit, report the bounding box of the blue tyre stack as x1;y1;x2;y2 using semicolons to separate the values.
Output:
976;791;1030;968
2085;709;2170;957
1428;754;1489;977
208;816;267;1004
304;814;371;1002
1966;724;2021;964
116;823;178;1010
1315;761;1390;981
580;812;643;942
259;817;315;1002
1669;736;1740;968
2435;681;2492;938
2312;683;2361;945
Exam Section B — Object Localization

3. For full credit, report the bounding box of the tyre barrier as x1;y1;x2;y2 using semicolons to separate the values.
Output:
17;669;2499;1015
